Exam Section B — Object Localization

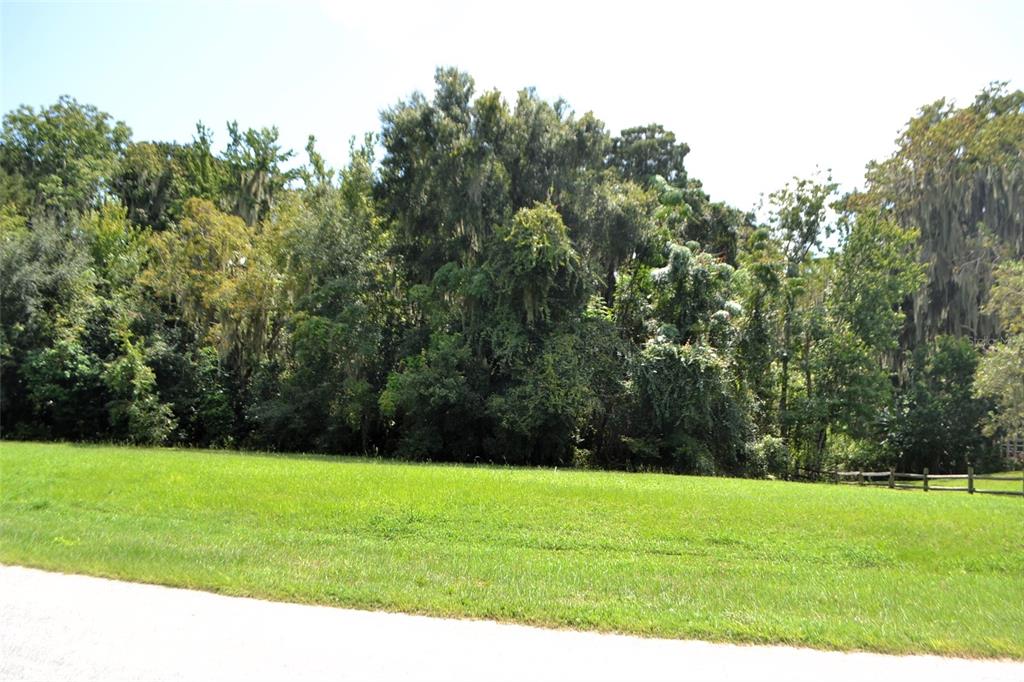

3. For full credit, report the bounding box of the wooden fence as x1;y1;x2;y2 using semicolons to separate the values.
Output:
1003;435;1024;466
794;466;1024;497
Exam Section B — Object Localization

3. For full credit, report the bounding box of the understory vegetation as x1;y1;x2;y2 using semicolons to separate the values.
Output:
1;442;1021;658
1;73;1022;475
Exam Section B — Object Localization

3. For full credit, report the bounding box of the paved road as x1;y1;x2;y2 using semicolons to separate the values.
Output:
1;565;1021;682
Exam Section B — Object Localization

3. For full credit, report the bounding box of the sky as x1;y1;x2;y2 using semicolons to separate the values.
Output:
2;0;1022;213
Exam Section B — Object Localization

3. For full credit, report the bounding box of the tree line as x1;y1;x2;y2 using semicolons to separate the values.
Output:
1;70;1021;475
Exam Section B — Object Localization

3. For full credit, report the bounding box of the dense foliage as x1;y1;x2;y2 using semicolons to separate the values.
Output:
2;73;1021;474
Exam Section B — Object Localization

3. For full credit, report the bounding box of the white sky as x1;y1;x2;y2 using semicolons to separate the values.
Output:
3;0;1022;212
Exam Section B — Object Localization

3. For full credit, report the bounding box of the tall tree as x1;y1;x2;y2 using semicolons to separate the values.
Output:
112;141;183;230
975;260;1024;437
608;123;689;186
0;96;131;217
763;175;837;440
223;122;296;226
853;83;1024;344
253;139;398;453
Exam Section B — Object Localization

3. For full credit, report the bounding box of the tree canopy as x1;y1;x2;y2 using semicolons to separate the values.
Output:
1;71;1020;475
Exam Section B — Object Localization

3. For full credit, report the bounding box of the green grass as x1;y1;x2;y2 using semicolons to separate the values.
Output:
2;442;1022;659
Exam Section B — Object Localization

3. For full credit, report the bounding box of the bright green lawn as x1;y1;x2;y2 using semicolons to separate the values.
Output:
1;441;1022;658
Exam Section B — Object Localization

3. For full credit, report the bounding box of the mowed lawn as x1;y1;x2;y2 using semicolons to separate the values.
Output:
1;442;1022;659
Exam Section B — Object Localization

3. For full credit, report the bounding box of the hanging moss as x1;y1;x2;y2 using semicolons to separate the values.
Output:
854;85;1024;344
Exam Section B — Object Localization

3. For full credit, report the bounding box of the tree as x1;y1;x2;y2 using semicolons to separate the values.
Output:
179;122;227;204
565;172;655;305
112;141;185;230
1;207;101;437
0;96;131;217
811;212;924;452
485;203;584;328
881;336;999;473
379;331;487;460
223;122;296;226
733;227;784;431
379;68;614;285
145;198;254;335
611;125;745;265
1;204;173;443
3;80;1012;477
251;140;399;453
974;335;1024;438
379;69;511;282
144;197;286;443
763;175;837;441
607;208;751;473
485;330;601;466
830;212;924;354
975;260;1024;437
853;83;1024;344
608;124;689;186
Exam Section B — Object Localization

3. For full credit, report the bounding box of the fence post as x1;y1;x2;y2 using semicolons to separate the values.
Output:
857;471;864;486
968;466;974;495
889;467;895;489
923;467;929;492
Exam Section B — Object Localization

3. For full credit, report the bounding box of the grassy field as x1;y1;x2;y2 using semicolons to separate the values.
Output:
1;441;1022;659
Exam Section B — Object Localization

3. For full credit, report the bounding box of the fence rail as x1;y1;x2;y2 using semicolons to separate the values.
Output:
793;466;1024;497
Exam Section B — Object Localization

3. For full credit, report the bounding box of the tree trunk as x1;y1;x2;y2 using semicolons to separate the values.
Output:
779;291;793;440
